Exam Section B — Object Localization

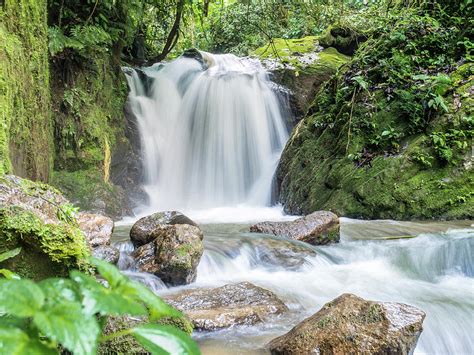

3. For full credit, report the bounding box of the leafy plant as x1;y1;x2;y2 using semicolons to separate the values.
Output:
0;258;200;355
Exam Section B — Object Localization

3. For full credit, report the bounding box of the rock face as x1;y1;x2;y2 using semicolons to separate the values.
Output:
164;282;288;331
132;224;203;286
0;175;90;279
92;245;120;264
253;37;350;124
268;293;425;355
130;211;198;248
250;211;340;245
77;212;114;248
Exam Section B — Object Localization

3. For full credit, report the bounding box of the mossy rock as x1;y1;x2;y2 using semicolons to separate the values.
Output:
319;26;367;55
277;13;474;220
98;315;193;354
253;37;350;122
0;175;90;280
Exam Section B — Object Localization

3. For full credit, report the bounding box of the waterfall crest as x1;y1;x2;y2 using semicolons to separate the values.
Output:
125;51;288;213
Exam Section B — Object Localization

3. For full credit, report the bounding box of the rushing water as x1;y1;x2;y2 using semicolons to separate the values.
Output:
121;51;474;354
113;219;474;355
124;52;288;215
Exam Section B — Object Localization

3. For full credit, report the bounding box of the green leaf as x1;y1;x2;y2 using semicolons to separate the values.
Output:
0;248;21;263
89;257;127;289
33;301;100;355
0;326;56;355
351;75;369;90
125;281;183;321
71;271;146;317
0;279;44;317
0;269;21;280
39;278;80;303
131;324;200;355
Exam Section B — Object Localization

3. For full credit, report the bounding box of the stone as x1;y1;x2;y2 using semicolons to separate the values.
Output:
268;293;425;355
0;175;89;280
132;224;204;286
92;245;120;264
77;212;114;248
250;211;340;245
164;282;288;331
130;211;198;248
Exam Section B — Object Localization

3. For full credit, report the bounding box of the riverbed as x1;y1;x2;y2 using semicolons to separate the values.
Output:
113;217;473;354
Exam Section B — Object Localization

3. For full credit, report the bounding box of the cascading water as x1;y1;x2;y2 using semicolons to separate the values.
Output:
125;52;288;214
120;51;473;355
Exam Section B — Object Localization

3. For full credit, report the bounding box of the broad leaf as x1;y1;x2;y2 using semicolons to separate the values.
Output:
33;301;100;355
0;269;21;280
131;324;200;355
125;281;183;321
0;248;21;263
39;278;80;303
89;257;127;289
0;279;44;317
71;271;146;317
0;326;56;355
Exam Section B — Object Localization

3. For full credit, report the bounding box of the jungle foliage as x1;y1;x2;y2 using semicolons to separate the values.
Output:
0;254;199;355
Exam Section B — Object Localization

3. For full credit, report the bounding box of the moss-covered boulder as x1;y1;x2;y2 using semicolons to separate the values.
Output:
131;224;204;286
0;175;90;279
253;37;350;123
319;26;368;56
277;10;474;220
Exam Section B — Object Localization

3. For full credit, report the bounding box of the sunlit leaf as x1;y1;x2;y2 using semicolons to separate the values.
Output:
0;326;56;355
0;279;44;317
71;271;146;317
33;301;100;355
131;324;200;355
0;248;21;263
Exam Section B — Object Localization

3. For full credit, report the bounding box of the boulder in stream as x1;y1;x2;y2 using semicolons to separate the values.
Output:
130;210;198;247
250;211;340;245
131;224;204;286
268;293;425;355
164;282;288;331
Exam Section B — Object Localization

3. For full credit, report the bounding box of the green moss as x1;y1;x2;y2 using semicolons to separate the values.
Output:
157;316;194;335
0;206;90;279
253;36;319;59
278;10;474;220
51;169;126;218
0;0;52;180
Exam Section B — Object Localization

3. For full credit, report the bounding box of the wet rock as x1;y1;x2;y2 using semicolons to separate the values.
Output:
132;224;203;286
92;245;120;264
268;293;425;355
0;175;89;280
77;212;114;248
164;282;288;331
250;211;340;245
130;211;198;248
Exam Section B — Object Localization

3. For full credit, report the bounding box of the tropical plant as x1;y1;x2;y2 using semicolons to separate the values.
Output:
0;254;200;355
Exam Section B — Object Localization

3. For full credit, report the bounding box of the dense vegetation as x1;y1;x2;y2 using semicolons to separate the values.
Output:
277;0;473;219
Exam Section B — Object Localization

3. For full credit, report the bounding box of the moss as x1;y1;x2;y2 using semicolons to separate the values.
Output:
0;0;52;180
51;169;126;218
277;11;474;220
253;36;319;59
157;316;194;335
0;206;90;280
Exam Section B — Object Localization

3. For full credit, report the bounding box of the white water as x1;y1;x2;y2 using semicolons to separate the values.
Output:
113;220;474;354
125;52;288;215
121;51;474;354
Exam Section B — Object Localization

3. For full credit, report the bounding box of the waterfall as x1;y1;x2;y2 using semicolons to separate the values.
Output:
124;51;289;214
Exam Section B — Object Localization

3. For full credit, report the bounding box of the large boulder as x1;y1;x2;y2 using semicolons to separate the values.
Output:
131;224;203;286
250;211;340;245
130;211;198;248
164;282;288;331
0;175;90;279
268;293;425;354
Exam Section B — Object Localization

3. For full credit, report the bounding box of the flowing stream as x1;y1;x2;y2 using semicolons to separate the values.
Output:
121;52;474;354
